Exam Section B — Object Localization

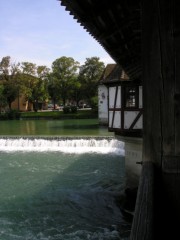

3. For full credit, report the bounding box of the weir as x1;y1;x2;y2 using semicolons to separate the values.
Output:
0;137;124;155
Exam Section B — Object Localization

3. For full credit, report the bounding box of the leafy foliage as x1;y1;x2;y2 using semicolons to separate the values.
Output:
0;109;21;120
0;56;21;109
51;56;80;106
78;57;105;107
0;55;106;115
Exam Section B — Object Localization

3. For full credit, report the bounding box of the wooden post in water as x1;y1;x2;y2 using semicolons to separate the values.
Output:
131;0;180;239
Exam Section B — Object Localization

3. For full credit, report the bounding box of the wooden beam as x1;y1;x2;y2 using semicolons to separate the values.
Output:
142;2;180;212
174;0;180;156
142;0;175;166
131;0;180;239
130;162;154;240
59;0;142;80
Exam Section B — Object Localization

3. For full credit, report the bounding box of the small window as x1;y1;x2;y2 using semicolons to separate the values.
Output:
125;87;137;108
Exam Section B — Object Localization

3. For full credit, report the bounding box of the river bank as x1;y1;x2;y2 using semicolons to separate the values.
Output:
0;109;98;120
20;109;98;120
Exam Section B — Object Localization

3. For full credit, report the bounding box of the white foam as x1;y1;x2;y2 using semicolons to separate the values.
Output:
0;138;124;155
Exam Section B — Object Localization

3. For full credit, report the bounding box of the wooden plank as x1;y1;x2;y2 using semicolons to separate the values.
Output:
142;0;176;165
162;156;180;173
136;1;180;239
174;0;180;155
130;162;180;240
121;85;125;130
130;162;154;240
158;0;175;158
142;0;163;166
151;3;180;220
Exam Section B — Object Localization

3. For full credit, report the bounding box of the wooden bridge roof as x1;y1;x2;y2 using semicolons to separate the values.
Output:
59;0;141;80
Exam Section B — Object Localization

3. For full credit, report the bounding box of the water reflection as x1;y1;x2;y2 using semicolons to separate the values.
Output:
0;119;113;136
23;121;36;135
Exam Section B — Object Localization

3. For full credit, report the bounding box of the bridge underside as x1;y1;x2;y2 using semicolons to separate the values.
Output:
60;0;141;80
59;0;180;239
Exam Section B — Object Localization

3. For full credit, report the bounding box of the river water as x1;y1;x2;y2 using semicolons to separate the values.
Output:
0;138;131;240
0;119;113;136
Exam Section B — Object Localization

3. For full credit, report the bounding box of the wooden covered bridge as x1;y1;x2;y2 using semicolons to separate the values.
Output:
59;1;180;239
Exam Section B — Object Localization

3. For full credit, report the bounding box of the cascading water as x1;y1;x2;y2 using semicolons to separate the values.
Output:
0;137;131;240
0;138;125;155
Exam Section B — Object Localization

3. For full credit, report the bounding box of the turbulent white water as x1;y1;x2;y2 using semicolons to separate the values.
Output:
0;138;124;155
0;139;130;239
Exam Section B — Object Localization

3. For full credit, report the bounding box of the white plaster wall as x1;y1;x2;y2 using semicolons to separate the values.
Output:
124;111;138;129
124;111;143;129
133;115;143;129
109;86;121;108
109;111;121;128
98;85;108;124
116;136;142;189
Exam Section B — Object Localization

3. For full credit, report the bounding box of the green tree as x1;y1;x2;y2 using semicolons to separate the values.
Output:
51;56;79;106
0;56;21;109
69;76;82;106
0;56;15;77
20;62;50;111
21;62;36;75
78;57;105;108
0;84;7;112
20;62;37;110
37;65;50;80
30;78;48;111
34;65;50;110
47;73;61;109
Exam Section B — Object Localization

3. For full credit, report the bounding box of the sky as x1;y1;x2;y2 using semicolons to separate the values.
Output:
0;0;115;69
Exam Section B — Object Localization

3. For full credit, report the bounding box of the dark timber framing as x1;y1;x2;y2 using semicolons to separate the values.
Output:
108;81;142;137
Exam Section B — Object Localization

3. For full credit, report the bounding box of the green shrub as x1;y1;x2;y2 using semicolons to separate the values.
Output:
0;113;8;120
90;96;98;111
63;106;71;114
70;106;77;113
6;110;21;120
63;106;78;114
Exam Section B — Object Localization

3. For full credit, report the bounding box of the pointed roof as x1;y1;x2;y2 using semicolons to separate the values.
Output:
99;64;129;85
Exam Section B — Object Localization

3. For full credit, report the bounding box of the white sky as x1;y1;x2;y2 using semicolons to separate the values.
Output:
0;0;115;68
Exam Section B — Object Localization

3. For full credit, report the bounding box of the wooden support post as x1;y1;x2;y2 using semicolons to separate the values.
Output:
142;0;176;166
143;0;180;215
130;162;154;240
131;0;180;239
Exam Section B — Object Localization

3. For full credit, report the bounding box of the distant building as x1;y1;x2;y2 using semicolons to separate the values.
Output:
98;65;115;125
99;64;141;133
11;97;48;112
10;74;48;112
98;63;143;188
11;96;33;112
